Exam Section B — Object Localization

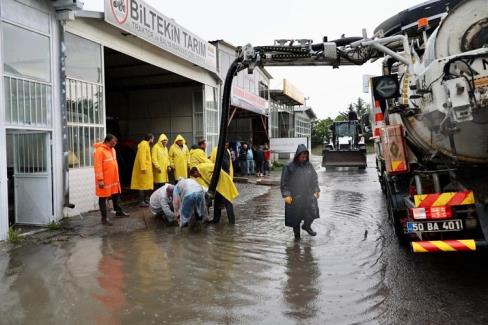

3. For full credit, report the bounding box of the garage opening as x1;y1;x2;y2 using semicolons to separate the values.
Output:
104;47;203;188
227;108;269;146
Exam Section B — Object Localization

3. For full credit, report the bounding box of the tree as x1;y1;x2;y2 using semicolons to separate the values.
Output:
339;98;370;120
311;117;334;146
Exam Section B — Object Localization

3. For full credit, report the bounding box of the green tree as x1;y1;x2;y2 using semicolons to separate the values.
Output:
337;97;372;139
339;98;370;120
311;117;334;146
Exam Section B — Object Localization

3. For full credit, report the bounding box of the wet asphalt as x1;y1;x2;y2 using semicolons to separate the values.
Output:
1;155;488;324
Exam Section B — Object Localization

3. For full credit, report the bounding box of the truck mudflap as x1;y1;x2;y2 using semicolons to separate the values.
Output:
411;240;488;253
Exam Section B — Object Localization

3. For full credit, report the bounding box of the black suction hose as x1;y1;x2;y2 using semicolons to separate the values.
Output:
208;58;241;197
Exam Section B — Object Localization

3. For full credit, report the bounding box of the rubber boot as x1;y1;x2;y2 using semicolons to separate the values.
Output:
113;195;129;217
138;191;148;207
227;203;235;225
99;198;113;226
212;208;221;224
302;221;316;236
227;212;235;225
293;226;301;241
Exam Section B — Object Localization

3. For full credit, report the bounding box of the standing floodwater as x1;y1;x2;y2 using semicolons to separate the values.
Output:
1;155;488;324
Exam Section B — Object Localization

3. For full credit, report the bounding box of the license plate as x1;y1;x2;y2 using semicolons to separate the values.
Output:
407;219;463;233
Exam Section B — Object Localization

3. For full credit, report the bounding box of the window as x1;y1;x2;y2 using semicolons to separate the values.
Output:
4;76;51;127
10;133;48;174
66;78;104;168
65;33;103;83
65;33;104;169
259;82;269;100
2;23;52;128
204;85;219;154
193;89;204;144
3;23;51;82
270;102;279;138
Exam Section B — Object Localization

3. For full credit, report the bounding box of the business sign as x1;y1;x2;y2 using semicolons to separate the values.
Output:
105;0;217;73
270;137;308;153
231;86;268;115
283;79;305;105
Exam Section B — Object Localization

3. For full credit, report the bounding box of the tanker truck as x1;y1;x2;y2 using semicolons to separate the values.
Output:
209;0;488;252
369;0;488;252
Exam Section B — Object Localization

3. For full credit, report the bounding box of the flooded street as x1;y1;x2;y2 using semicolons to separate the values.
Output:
2;155;488;324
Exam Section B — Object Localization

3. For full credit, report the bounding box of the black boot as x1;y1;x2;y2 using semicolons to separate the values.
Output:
302;221;317;236
212;208;221;224
228;212;235;225
227;203;235;225
99;198;113;226
112;195;129;217
293;226;301;241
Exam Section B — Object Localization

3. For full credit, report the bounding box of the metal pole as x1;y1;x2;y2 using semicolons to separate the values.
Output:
58;20;74;209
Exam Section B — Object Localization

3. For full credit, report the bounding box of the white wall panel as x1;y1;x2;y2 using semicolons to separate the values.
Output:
65;168;98;217
1;0;50;34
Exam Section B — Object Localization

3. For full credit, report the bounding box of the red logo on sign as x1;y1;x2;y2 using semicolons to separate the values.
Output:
110;0;129;25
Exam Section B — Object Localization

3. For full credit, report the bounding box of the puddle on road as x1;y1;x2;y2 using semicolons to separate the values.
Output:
0;157;400;324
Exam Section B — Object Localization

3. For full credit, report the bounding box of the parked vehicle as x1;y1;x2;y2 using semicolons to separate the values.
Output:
322;121;367;169
212;0;487;253
370;0;488;252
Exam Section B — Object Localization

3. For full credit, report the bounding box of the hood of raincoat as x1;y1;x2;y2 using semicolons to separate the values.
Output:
174;134;186;145
157;134;168;147
93;142;110;150
158;133;168;142
294;144;309;161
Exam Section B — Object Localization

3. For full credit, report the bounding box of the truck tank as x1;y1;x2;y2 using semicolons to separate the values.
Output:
380;0;488;163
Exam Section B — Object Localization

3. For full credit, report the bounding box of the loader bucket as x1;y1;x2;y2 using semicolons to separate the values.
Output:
322;150;367;168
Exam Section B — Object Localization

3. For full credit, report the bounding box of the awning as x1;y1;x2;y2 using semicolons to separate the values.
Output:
231;86;268;115
270;90;303;106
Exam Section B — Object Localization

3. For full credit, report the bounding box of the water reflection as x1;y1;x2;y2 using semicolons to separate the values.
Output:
284;243;320;321
94;237;127;325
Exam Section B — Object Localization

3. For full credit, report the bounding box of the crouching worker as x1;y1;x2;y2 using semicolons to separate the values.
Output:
173;178;208;228
189;163;239;225
149;183;176;225
280;144;320;240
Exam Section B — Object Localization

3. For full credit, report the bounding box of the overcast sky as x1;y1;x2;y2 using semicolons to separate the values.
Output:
83;0;423;118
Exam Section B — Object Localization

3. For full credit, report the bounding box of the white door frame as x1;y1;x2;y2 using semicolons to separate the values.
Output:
9;130;53;225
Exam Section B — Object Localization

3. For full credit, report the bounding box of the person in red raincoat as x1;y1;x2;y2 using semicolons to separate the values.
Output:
94;134;129;225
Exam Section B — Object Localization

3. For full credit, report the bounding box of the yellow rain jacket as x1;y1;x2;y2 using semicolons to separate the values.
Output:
152;133;170;184
194;162;239;202
189;148;212;168
210;147;234;179
169;134;190;180
130;140;154;190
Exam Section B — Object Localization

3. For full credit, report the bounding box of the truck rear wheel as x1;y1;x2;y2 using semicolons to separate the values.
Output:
385;174;408;245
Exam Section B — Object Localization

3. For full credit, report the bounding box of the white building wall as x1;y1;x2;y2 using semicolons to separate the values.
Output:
0;4;6;240
65;168;98;217
0;0;64;238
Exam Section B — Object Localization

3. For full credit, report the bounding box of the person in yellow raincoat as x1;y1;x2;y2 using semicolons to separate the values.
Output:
189;162;239;224
152;133;170;189
190;139;212;168
169;134;190;181
130;133;154;207
210;141;234;179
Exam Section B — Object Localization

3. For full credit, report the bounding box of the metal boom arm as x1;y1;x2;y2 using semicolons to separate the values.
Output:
208;34;413;196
